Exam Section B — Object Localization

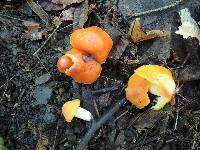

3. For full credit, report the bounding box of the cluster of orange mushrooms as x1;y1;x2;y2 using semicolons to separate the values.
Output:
57;26;176;123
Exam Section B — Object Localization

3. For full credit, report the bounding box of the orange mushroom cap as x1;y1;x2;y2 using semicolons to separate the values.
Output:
70;26;113;64
125;65;176;110
62;99;80;122
125;74;150;109
57;48;102;84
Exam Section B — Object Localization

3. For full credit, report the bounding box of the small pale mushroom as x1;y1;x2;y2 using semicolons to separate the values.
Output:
62;99;92;123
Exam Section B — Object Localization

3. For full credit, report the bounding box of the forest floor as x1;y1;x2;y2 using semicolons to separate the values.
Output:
0;0;200;150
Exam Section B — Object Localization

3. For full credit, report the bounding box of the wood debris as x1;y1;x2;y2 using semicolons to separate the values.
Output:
128;18;166;43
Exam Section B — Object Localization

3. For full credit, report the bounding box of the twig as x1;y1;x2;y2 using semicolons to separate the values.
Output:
191;133;197;150
33;24;60;56
174;97;180;130
0;76;15;90
0;76;15;102
34;55;51;74
114;109;129;122
93;99;100;117
130;0;185;18
91;86;119;95
0;13;27;22
75;98;126;150
26;0;51;26
51;119;61;150
33;23;75;56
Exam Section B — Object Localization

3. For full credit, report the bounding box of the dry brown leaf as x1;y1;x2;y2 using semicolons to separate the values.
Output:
51;0;84;5
128;18;166;43
23;21;46;40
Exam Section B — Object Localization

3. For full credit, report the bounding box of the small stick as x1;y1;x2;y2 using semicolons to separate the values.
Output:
174;97;180;130
75;98;126;150
130;0;185;18
33;23;75;56
33;24;60;56
91;86;119;95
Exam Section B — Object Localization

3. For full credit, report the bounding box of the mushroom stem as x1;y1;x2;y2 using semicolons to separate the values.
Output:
75;107;92;121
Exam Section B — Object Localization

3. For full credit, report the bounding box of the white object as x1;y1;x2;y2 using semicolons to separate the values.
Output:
175;8;200;44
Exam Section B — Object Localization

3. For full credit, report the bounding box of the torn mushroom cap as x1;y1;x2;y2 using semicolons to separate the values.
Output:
62;99;80;122
125;74;150;109
125;65;176;110
70;26;113;64
65;48;102;84
57;48;102;84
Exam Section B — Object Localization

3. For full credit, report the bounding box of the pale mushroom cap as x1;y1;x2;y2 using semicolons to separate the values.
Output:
62;99;80;122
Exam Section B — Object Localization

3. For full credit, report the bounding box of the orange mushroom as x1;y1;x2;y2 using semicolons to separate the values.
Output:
125;65;176;110
62;99;92;123
70;26;113;64
57;48;102;84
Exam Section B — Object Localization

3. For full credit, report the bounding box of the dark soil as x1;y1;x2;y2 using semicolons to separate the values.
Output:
0;0;200;150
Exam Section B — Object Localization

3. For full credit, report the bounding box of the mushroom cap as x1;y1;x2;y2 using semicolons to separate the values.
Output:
65;48;102;84
70;26;113;64
134;65;176;100
62;99;80;122
125;74;150;109
125;65;176;110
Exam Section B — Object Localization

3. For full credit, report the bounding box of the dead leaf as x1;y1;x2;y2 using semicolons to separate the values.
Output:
36;135;48;150
175;8;200;45
115;130;125;146
51;0;84;5
23;21;40;31
26;0;50;26
129;110;167;131
23;21;46;40
61;8;74;21
39;0;66;11
97;93;110;108
35;73;51;85
73;0;90;29
128;18;166;43
109;37;129;61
